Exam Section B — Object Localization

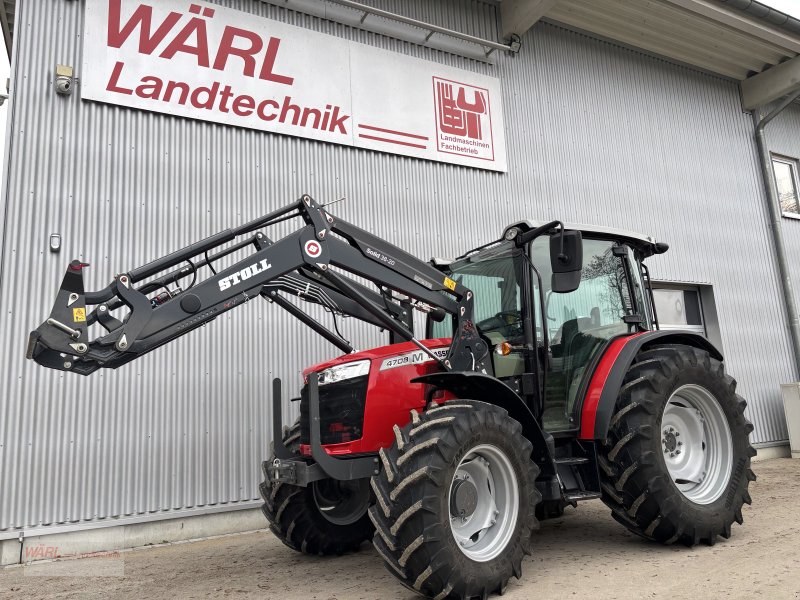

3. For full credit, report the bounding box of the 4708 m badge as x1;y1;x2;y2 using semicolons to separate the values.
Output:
379;347;448;371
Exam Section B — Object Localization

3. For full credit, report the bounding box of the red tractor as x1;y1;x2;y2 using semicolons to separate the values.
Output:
29;195;755;599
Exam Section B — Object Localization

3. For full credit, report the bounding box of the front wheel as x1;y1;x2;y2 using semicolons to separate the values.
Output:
599;345;756;546
259;420;374;555
369;400;540;599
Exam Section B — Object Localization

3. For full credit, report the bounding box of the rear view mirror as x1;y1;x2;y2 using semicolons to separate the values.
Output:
550;230;583;293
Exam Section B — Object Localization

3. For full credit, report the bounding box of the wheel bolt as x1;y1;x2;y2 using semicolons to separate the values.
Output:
675;432;680;437
676;450;681;455
670;452;675;457
678;441;683;446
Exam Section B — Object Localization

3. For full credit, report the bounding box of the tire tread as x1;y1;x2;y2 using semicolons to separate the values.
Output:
598;344;756;547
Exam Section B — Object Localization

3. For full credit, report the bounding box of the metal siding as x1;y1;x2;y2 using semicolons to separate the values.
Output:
0;0;793;534
761;102;800;322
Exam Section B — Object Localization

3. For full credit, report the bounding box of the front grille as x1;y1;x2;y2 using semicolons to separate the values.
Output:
299;375;369;446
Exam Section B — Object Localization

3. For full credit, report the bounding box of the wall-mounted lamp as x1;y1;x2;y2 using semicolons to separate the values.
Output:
49;233;61;253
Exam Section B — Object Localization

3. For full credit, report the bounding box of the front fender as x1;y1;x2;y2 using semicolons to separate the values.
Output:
580;330;723;440
412;371;555;476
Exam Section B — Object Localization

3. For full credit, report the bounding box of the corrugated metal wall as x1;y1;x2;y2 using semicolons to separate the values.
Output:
760;102;800;314
0;0;794;534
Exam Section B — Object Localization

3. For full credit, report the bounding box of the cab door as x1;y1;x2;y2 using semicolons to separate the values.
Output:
529;237;640;431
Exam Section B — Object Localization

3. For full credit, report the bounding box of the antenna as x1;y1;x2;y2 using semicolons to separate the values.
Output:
321;197;347;209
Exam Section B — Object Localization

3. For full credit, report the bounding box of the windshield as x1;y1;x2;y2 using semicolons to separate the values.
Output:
430;243;525;346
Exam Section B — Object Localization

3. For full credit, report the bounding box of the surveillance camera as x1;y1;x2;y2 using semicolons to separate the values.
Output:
55;75;73;95
54;65;75;96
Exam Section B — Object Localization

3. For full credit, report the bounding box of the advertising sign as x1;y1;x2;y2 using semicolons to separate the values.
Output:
82;0;508;171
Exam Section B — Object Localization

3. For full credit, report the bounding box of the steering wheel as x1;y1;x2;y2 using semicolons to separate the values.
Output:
477;310;524;339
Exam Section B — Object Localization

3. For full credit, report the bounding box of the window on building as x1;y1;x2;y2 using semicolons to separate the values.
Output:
652;287;705;337
772;155;800;216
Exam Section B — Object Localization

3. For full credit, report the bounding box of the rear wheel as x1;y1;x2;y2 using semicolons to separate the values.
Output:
599;345;756;546
259;420;374;555
369;400;540;599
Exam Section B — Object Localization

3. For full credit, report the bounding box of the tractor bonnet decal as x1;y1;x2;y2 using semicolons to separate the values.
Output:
379;347;449;371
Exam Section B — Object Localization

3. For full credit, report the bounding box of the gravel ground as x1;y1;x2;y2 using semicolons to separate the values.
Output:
2;458;799;600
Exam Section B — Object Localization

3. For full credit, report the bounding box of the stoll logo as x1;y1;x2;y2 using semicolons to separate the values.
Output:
433;77;495;163
218;258;272;291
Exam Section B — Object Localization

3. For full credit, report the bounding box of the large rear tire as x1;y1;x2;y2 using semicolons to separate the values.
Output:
259;420;374;555
599;345;756;546
369;401;540;599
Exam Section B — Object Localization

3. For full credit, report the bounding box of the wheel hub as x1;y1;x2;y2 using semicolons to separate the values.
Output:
450;476;479;520
661;427;682;455
660;384;733;505
448;445;519;562
312;478;370;526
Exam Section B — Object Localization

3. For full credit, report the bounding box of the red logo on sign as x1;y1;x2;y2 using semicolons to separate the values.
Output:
304;240;321;258
433;77;494;162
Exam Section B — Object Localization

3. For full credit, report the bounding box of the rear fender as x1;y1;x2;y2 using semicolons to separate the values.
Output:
412;371;556;477
581;330;723;440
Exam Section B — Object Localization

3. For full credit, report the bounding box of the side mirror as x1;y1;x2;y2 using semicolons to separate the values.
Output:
550;230;583;293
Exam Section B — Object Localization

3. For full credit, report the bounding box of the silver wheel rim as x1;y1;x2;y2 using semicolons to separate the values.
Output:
448;444;519;562
660;384;733;505
312;479;370;526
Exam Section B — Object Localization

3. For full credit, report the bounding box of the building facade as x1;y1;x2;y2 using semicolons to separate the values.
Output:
1;0;799;559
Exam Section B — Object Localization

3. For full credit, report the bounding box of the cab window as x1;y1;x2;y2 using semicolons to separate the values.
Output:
531;237;635;430
430;244;525;378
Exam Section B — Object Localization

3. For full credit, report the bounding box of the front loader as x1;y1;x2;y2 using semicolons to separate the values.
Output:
28;194;756;600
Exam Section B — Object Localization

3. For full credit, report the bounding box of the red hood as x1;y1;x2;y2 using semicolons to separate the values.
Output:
302;338;452;376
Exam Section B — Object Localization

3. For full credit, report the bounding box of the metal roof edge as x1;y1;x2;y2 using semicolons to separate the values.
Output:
717;0;800;37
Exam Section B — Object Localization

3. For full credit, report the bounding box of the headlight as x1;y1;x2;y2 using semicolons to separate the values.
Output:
317;360;370;386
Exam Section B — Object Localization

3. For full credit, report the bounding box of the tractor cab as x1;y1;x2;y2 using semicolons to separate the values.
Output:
429;221;666;433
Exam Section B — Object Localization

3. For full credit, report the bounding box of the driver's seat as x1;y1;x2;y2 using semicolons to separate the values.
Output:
561;317;595;408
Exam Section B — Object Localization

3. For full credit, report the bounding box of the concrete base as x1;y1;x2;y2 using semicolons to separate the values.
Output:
1;508;265;566
752;443;791;461
0;539;20;565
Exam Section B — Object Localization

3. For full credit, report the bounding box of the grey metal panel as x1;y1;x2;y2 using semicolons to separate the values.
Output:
762;101;800;385
0;0;794;534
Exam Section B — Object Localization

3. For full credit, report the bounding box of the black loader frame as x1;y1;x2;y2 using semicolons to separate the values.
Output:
28;195;488;374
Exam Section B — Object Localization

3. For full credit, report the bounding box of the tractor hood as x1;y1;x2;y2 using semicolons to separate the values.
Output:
302;338;452;377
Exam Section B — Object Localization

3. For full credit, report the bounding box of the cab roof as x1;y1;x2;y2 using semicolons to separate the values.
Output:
502;220;657;247
431;220;664;267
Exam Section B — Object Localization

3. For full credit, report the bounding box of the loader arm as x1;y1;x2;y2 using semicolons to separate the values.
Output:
27;195;488;376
